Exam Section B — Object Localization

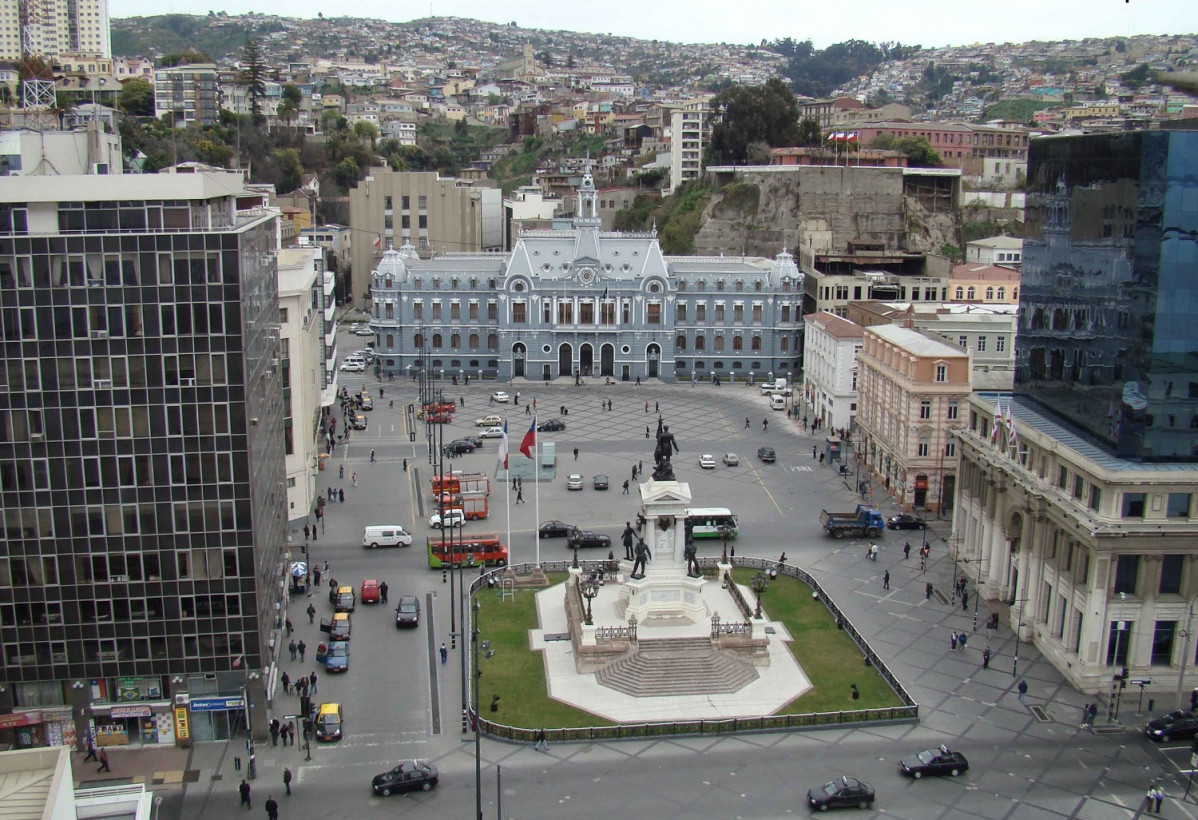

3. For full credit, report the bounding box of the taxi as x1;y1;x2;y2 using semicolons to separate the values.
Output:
313;702;344;741
320;611;351;641
331;585;356;612
361;579;381;604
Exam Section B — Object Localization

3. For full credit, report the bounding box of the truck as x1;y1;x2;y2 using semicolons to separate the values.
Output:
431;472;490;496
760;377;792;396
820;505;885;539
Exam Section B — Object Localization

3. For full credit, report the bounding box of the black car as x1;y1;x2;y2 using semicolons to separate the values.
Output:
458;435;484;448
371;760;439;796
898;745;969;778
888;513;928;530
593;474;609;490
394;596;420;629
567;529;612;549
447;439;477;453
539;519;574;538
537;418;567;432
757;446;776;463
1147;710;1198;741
807;776;875;811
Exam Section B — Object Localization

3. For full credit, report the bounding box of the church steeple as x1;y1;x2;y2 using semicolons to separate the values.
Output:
574;159;601;230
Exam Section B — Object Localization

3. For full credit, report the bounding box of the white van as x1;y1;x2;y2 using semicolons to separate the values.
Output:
362;525;413;549
769;395;786;411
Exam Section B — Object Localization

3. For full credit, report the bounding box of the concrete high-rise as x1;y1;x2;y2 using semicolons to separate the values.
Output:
0;0;111;62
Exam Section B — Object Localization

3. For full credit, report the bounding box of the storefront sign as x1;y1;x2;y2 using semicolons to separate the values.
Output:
0;711;42;729
174;707;190;741
188;696;246;712
110;705;153;718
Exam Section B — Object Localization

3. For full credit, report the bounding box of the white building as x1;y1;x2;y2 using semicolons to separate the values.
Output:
277;245;337;522
0;128;122;176
966;235;1023;269
911;304;1018;392
381;119;418;146
668;98;710;194
802;310;863;432
0;0;111;62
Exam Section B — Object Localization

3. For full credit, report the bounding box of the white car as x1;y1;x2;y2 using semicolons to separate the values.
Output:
480;426;505;439
722;453;740;466
429;509;465;529
566;474;584;490
699;454;717;469
474;414;504;427
353;326;374;337
491;391;510;403
339;360;366;372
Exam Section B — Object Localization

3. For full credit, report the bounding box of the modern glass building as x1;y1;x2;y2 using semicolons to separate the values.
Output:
0;174;286;747
1015;130;1198;462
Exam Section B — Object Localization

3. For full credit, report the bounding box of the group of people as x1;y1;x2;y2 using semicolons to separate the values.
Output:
268;716;300;746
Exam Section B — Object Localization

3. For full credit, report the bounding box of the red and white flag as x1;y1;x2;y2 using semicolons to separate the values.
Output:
990;399;1003;444
1005;404;1019;455
372;233;382;248
519;418;537;459
496;418;509;470
846;131;859;143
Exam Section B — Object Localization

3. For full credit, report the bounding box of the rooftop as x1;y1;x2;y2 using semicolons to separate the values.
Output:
805;311;864;339
866;323;969;359
950;264;1021;282
966;236;1023;249
0;172;254;204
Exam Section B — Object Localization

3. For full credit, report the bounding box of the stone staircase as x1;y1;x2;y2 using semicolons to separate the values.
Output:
595;636;759;697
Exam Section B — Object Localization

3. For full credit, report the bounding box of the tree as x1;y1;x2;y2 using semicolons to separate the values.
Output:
797;117;822;147
353;120;378;145
333;156;359;191
117;78;154;116
869;134;942;167
159;50;212;67
241;38;267;122
707;77;801;165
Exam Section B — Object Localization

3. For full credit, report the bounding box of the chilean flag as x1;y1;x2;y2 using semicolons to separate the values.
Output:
496;418;510;470
519;418;537;459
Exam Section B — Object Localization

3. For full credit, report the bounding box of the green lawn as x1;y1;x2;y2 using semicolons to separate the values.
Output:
473;569;901;730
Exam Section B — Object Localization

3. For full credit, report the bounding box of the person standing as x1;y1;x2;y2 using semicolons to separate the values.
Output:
269;718;280;747
962;590;969;611
297;640;306;662
265;795;279;820
534;728;548;752
950;632;958;652
283;767;292;796
440;643;448;664
239;779;252;810
309;671;318;695
882;570;890;590
306;603;315;624
370;449;375;463
1017;679;1028;702
403;458;408;471
285;618;293;637
351;473;357;487
812;446;817;459
1145;784;1157;815
925;582;933;600
573;447;579;461
903;542;911;560
982;647;992;669
762;418;768;431
380;581;389;603
654;401;659;413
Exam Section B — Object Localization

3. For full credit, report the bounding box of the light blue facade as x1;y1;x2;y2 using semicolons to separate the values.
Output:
367;171;805;383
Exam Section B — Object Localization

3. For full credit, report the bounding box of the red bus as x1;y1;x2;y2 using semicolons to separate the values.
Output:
426;533;508;568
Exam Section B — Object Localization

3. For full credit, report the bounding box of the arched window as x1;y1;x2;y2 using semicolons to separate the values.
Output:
966;287;975;300
985;287;994;300
678;281;687;292
414;333;424;348
450;334;461;349
676;335;686;351
714;335;724;351
780;337;789;352
716;280;725;292
487;333;498;349
735;281;743;292
697;280;706;292
1012;288;1019;300
386;333;395;347
385;277;393;287
732;335;743;351
751;335;762;351
469;333;479;349
470;278;477;288
754;281;762;292
451;278;459;289
432;278;441;289
695;336;706;351
955;287;964;300
414;278;422;288
782;281;791;292
997;287;1006;300
489;279;497;289
432;334;442;348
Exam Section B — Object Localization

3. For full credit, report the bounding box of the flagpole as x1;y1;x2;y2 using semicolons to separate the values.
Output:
504;429;511;563
534;416;541;568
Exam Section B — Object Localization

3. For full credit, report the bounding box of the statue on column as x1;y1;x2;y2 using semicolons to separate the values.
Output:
652;423;680;481
684;539;700;578
631;538;651;579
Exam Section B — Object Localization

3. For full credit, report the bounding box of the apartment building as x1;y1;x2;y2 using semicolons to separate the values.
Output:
153;63;221;127
0;0;111;62
856;324;970;513
668;98;711;194
965;236;1023;269
0;173;285;748
802;311;863;433
948;264;1021;304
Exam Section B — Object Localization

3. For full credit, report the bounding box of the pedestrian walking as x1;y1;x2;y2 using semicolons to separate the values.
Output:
440;643;448;664
285;618;293;637
622;479;630;494
309;671;318;694
638;460;643;476
281;671;291;695
297;640;306;662
646;426;650;438
746;417;751;429
654;401;659;413
403;458;408;471
283;768;292;796
265;795;279;820
380;581;389;603
1081;703;1093;727
240;779;252;809
83;739;98;762
882;570;890;590
303;523;310;540
869;542;878;561
961;590;969;611
516;486;524;504
97;748;111;772
812;446;817;459
370;449;375;462
950;632;958;651
1145;785;1157;814
306;603;315;624
534;728;549;752
288;639;297;661
958;632;967;652
270;718;280;747
903;542;911;560
819;452;825;464
1087;702;1098;726
925;582;933;600
644;401;649;413
1017;679;1028;702
982;647;991;669
351;473;357;487
762;418;768;431
573;447;579;461
338;488;345;502
279;723;290;746
338;465;344;479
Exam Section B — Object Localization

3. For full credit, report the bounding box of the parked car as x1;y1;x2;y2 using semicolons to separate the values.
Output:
331;585;356;612
360;396;373;411
566;474;584;490
490;391;510;403
567;529;612;549
352;414;368;430
429;509;466;529
888;514;928;530
722;453;740;466
323;640;350;673
538;418;566;432
394;596;420;629
474;414;504;427
480;426;506;439
353;325;374;337
313;702;344;742
360;579;381;604
371;760;439;796
339;360;366;373
593;474;609;490
757;446;777;463
539;520;574;538
806;776;875;811
1147;710;1198;741
898;745;969;778
699;454;716;469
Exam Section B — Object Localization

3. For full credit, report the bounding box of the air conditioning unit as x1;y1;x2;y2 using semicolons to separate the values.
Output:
109;574;127;582
90;329;108;339
29;433;43;443
93;379;112;389
175;693;190;705
92;163;110;175
180;377;196;386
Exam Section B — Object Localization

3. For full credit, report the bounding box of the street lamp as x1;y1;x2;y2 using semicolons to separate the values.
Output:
1108;592;1129;721
750;572;769;619
1175;600;1197;710
581;580;599;626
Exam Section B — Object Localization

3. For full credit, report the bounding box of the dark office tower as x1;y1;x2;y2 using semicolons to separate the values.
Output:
1016;130;1198;461
0;174;286;747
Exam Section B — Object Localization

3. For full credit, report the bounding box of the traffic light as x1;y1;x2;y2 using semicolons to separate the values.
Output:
442;567;448;584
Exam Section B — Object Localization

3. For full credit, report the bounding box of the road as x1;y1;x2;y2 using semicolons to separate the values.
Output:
221;335;1191;820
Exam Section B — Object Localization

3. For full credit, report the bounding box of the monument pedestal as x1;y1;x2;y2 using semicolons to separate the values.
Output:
622;479;707;623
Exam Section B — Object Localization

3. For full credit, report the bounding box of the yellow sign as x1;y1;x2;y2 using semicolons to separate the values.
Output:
174;707;190;741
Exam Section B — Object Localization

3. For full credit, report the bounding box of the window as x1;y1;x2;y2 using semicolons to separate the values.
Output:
1151;620;1176;666
919;400;931;420
647;303;661;324
955;287;964;300
1113;555;1139;595
751;336;762;351
947;401;958;420
676;303;687;321
512;303;527;324
752;304;762;323
432;302;442;320
1106;620;1132;666
1057;466;1068;490
935;365;946;382
695;304;706;321
1089;485;1102;511
1160;554;1184;595
733;304;743;323
996;336;1006;352
714;303;724;322
985;287;994;300
944;441;956;457
917;441;929;457
958;335;968;347
676;335;686;351
451;303;461;320
976;336;987;352
1167;493;1191;518
1121;493;1146;518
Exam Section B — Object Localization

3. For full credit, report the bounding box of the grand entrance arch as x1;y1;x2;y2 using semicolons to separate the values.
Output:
600;344;615;377
579;343;594;377
512;343;526;378
646;343;661;378
558;343;573;377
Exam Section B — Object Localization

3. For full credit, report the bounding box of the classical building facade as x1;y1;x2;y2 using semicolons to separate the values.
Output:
801;311;863;433
366;171;804;383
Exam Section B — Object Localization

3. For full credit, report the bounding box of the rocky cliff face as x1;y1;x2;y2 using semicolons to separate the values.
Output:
692;168;958;258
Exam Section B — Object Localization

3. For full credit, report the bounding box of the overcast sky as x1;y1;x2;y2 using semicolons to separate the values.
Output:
113;0;1193;50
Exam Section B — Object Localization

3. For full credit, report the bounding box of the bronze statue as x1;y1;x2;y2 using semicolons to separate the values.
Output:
684;540;700;578
652;424;680;481
631;538;651;579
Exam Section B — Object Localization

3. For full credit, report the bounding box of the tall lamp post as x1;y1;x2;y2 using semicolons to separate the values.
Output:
1175;600;1197;710
750;572;770;619
1108;592;1129;722
581;580;599;625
